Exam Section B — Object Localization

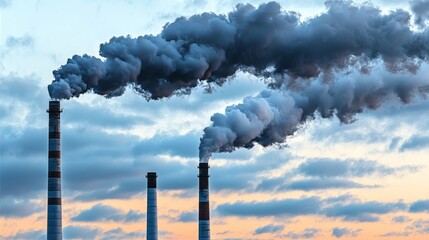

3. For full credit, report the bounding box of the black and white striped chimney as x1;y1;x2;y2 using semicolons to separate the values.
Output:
47;100;62;240
198;163;210;240
146;172;158;240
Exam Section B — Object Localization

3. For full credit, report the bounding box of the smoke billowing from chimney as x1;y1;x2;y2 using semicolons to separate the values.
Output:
198;67;429;162
49;1;429;100
411;0;429;27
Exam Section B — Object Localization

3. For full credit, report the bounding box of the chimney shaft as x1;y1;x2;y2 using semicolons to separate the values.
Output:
146;172;158;240
47;101;62;240
198;163;210;240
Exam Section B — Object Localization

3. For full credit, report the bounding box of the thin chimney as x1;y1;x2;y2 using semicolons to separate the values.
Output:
47;100;62;240
198;163;210;240
146;172;158;240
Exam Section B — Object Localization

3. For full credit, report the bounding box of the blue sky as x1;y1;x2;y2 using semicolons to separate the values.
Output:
1;0;429;239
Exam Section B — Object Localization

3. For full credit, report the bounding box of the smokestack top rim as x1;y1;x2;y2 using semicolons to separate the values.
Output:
198;163;210;178
47;100;63;113
198;163;210;168
146;172;157;178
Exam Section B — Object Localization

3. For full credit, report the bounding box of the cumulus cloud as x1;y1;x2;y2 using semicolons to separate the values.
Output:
392;215;412;223
63;225;101;239
5;35;34;49
281;178;377;191
0;157;46;199
409;200;429;213
71;204;144;223
255;156;417;193
177;211;198;222
0;230;45;240
282;228;320;239
379;231;411;237
332;227;361;238
0;197;43;218
324;201;407;222
132;132;199;158
216;197;322;217
297;158;411;178
215;195;411;222
99;228;145;240
254;224;284;235
64;101;154;129
409;219;429;234
400;135;429;151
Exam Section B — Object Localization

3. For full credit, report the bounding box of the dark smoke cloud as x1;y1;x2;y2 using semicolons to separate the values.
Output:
49;1;429;100
199;67;429;162
411;0;429;27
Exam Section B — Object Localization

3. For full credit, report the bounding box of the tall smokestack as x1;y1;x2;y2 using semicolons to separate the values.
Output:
47;100;62;240
198;163;210;240
146;172;158;240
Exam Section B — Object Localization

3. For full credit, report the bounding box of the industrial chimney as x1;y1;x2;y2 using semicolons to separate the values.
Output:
198;163;210;240
47;100;62;240
146;172;158;240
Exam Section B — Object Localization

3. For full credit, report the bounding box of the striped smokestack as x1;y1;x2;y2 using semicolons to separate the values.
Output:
198;163;210;240
47;100;62;240
146;172;158;240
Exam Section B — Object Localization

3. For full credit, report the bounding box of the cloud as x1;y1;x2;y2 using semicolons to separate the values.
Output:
332;227;361;238
64;102;154;129
410;219;429;234
0;0;12;8
379;231;411;237
0;74;44;102
71;204;144;223
0;157;46;198
99;228;145;240
216;197;321;217
411;0;429;27
409;200;429;213
0;127;46;157
400;135;429;151
123;210;146;223
281;178;376;191
1;230;45;240
282;228;320;239
298;159;349;178
5;35;34;49
255;177;286;192
0;197;43;218
63;226;101;239
392;215;411;223
132;132;199;158
388;137;402;151
254;224;284;235
324;201;407;222
297;158;411;178
0;74;47;126
177;211;197;222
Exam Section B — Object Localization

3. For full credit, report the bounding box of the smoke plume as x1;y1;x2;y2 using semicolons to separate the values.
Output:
411;0;429;27
198;67;429;162
49;1;429;100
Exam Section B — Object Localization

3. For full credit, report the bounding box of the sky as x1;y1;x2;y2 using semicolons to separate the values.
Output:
1;0;429;239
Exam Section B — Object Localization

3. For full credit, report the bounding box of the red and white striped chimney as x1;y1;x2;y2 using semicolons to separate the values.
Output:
47;100;62;240
198;163;210;240
146;172;158;240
